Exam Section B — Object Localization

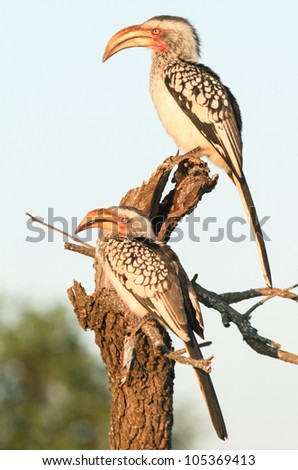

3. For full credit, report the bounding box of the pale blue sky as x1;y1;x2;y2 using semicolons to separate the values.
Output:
1;0;298;449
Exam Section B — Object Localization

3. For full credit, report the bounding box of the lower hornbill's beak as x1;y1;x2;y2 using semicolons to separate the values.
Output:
75;208;119;234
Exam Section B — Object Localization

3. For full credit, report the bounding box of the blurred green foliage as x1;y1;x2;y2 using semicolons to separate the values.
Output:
0;301;110;449
0;298;198;450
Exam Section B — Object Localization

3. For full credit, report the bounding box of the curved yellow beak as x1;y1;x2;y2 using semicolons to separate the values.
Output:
102;25;157;62
75;208;119;234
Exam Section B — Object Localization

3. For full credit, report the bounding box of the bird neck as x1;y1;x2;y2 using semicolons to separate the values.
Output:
98;233;157;244
151;52;199;74
151;45;200;66
152;51;180;67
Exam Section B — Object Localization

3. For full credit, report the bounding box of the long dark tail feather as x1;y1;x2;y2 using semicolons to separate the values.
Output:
184;332;228;440
232;174;272;288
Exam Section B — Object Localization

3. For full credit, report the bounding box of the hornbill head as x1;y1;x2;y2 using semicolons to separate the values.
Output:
102;15;200;63
75;206;156;239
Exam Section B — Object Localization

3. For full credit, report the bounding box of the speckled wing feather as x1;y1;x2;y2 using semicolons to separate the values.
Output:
164;61;243;179
102;236;197;342
155;243;204;339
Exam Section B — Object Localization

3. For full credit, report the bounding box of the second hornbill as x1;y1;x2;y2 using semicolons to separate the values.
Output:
76;205;227;440
102;15;272;288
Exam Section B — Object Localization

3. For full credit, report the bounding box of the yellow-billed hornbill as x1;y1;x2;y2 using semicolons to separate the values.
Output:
76;205;227;440
102;15;272;288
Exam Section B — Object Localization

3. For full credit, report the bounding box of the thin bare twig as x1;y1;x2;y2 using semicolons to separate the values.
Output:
220;284;298;305
25;212;94;249
242;283;298;319
193;282;298;365
64;242;95;258
165;350;213;373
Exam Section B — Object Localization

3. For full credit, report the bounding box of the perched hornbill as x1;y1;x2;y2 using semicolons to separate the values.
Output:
102;15;272;288
76;205;227;440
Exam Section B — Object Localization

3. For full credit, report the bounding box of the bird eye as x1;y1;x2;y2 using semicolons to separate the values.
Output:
151;28;161;35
